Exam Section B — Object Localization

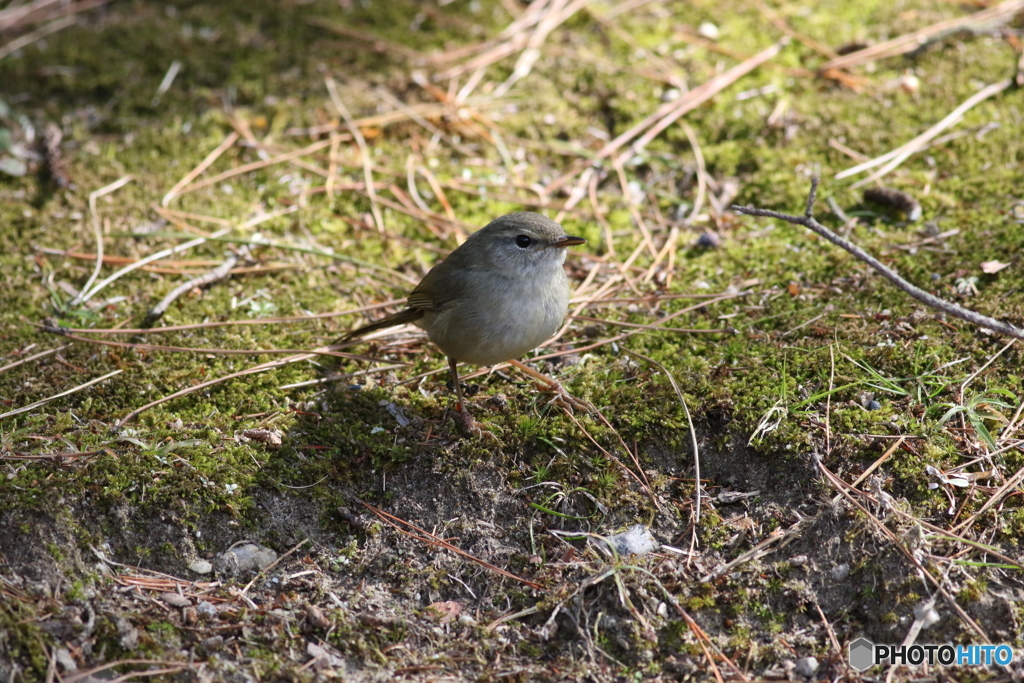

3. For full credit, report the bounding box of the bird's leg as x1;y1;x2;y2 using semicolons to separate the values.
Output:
448;356;492;437
448;356;466;413
508;359;593;414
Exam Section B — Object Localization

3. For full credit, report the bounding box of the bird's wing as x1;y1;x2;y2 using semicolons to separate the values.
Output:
406;259;465;312
406;287;442;311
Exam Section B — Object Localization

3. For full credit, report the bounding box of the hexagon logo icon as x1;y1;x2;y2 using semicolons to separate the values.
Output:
849;638;875;672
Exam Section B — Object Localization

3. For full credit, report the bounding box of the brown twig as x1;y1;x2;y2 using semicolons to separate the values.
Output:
634;568;747;681
597;39;788;162
0;345;68;374
71;176;134;306
40;328;381;363
240;539;310;597
836;78;1014;188
560;409;660;510
623;348;701;525
752;0;837;59
74;228;232;307
818;458;993;642
414;164;458;226
0;0;110;31
733;176;1024;340
307;17;429;63
951;465;1024;537
0;15;77;62
37;248;292;276
114;353;313;427
359;500;543;589
145;254;238;323
832;436;907;505
700;518;810;583
161;131;239;206
326;76;385;235
0;369;123;421
171;138;335;198
570;315;730;334
35;300;404;336
819;0;1024;73
0;448;111;461
63;660;199;683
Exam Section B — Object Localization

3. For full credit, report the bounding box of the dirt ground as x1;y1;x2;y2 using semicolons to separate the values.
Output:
2;0;1024;681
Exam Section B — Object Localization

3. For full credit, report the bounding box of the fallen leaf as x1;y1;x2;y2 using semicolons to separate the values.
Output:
980;260;1010;274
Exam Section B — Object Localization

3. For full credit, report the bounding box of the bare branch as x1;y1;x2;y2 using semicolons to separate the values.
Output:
146;253;238;323
733;177;1024;340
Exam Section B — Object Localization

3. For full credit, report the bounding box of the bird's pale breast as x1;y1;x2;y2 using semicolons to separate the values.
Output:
417;262;570;366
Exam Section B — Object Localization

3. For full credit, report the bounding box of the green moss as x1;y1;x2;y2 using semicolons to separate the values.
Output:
2;0;1023;677
45;542;64;562
958;578;988;603
0;600;50;676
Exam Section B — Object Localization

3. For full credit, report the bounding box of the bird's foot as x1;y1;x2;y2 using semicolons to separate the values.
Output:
508;359;593;415
452;405;499;441
537;377;594;415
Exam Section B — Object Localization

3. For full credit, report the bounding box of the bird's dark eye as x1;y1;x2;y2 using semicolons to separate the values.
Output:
514;235;532;248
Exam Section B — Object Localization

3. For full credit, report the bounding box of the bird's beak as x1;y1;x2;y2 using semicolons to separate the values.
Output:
549;235;587;249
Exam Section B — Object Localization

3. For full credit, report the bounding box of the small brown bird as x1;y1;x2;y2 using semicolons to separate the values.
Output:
342;212;586;416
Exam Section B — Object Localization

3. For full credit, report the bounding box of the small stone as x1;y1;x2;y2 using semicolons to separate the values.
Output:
196;601;218;618
307;642;345;670
54;648;77;672
116;617;138;649
200;635;224;652
794;656;818;678
698;21;720;40
306;603;331;629
189;559;213;575
696;232;721;248
601;525;658;556
215;543;278;575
